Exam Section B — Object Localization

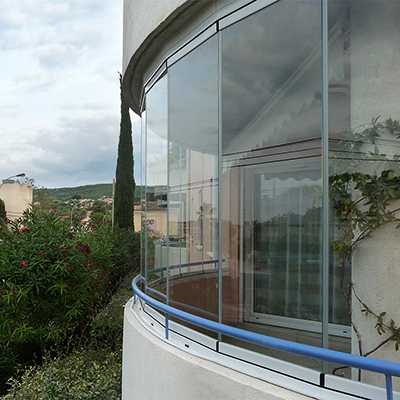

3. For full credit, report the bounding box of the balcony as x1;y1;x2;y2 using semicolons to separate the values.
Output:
122;0;400;399
122;273;400;400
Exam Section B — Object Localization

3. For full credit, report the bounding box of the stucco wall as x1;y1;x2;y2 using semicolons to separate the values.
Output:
122;0;188;74
349;2;400;389
122;0;241;112
0;183;32;220
122;300;313;400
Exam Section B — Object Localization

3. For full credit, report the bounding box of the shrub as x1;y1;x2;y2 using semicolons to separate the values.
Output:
3;349;122;400
0;198;6;224
111;228;140;281
0;208;139;391
89;273;134;350
88;200;111;229
3;269;136;400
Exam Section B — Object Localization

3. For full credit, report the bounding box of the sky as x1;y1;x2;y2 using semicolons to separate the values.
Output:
0;0;141;188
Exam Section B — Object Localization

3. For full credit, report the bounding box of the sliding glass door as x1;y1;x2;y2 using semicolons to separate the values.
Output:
242;159;350;337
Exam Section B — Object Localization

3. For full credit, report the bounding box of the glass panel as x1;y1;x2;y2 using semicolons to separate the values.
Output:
248;160;322;322
168;35;219;319
222;1;322;155
145;76;168;299
329;0;400;386
221;0;324;364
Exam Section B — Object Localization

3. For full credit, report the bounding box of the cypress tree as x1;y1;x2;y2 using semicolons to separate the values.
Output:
114;73;135;230
0;198;6;224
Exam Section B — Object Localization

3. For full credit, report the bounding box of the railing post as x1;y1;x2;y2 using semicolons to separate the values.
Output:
165;312;169;340
386;374;393;400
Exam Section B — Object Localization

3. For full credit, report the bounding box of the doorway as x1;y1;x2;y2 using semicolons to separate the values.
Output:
242;158;350;338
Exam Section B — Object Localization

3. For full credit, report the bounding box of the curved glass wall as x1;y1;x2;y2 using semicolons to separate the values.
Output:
140;0;400;387
221;0;323;338
145;75;168;299
168;35;219;319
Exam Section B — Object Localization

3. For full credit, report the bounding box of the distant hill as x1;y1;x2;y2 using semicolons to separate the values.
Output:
36;184;144;202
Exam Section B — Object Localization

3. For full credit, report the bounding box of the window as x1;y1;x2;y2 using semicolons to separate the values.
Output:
140;0;400;381
221;0;325;356
328;0;400;381
168;35;219;319
145;75;168;298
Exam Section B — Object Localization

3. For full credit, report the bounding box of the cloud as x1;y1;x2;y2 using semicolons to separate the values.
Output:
30;114;119;187
13;73;57;93
0;0;140;188
36;43;87;70
0;112;141;188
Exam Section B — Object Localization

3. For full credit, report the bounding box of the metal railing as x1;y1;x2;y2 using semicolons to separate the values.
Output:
132;274;400;400
152;258;219;275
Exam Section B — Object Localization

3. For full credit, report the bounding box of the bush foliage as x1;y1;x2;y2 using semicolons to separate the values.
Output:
0;199;6;224
3;272;136;400
0;208;139;391
3;349;122;400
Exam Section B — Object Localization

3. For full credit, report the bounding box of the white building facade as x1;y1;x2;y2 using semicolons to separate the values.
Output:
122;1;400;399
0;182;33;220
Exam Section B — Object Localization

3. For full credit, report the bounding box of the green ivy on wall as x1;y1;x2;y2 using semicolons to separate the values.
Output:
331;117;400;371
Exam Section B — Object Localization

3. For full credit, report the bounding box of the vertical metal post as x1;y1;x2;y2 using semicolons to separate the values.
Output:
166;73;170;341
140;112;145;279
321;0;330;362
217;28;223;342
144;109;149;295
285;206;290;316
386;375;394;400
179;248;182;276
297;186;303;318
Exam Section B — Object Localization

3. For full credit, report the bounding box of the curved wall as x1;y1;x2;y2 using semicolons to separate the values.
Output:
123;299;315;400
124;0;400;395
122;0;188;74
122;0;247;112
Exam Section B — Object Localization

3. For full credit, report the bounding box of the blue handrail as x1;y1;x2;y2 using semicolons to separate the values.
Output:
132;275;399;400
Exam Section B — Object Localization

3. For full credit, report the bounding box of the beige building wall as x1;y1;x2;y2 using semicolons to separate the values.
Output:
0;182;33;220
134;208;167;235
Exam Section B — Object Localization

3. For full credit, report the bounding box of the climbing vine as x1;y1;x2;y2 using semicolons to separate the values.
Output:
331;116;400;374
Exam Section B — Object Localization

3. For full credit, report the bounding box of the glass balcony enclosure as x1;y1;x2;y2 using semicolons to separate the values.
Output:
139;0;400;386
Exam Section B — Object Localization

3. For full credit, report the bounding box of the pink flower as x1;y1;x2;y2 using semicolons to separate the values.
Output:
77;243;91;255
20;260;29;269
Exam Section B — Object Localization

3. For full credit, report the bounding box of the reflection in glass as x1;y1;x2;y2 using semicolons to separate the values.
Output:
221;0;324;355
145;75;168;298
247;160;322;323
168;36;219;319
222;0;322;154
329;0;400;385
140;0;400;386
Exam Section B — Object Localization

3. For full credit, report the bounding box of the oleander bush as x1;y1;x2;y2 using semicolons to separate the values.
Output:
2;272;135;400
0;208;139;393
